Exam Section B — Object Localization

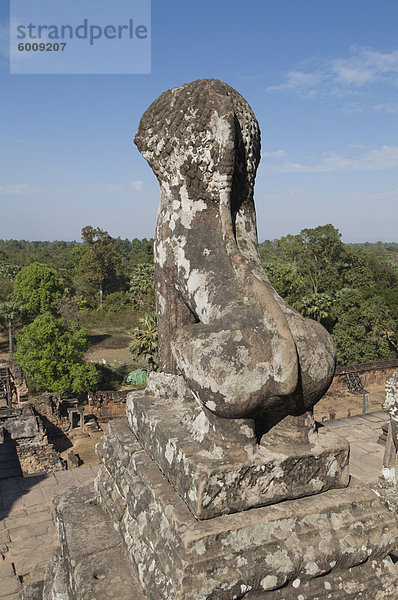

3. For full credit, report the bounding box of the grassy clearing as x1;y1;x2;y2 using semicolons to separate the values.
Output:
78;308;139;334
81;309;148;388
0;308;148;390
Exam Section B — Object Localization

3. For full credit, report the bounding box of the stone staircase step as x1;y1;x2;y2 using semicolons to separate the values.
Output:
48;482;144;600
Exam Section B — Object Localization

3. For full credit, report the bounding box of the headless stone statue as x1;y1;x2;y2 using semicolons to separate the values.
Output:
135;79;335;434
129;79;349;521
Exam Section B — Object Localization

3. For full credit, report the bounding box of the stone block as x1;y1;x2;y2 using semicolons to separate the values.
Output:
15;548;55;579
42;550;69;600
0;529;10;544
3;416;39;440
9;520;54;542
20;580;44;600
0;562;21;597
95;419;398;600
126;392;349;519
5;510;50;531
50;483;145;600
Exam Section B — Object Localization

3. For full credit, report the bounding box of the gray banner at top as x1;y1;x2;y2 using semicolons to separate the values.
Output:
10;0;151;74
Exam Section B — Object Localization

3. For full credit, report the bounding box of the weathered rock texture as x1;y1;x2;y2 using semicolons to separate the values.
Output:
93;419;398;600
322;358;398;402
33;392;70;436
0;359;29;405
42;484;143;600
376;371;398;485
87;390;129;422
126;383;349;519
135;78;336;429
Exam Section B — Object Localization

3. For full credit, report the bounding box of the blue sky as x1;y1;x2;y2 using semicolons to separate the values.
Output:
1;0;398;242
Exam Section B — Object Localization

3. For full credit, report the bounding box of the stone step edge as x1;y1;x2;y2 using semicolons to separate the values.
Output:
50;482;145;600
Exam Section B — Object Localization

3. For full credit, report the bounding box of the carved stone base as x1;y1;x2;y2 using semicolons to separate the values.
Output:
93;419;398;600
126;389;350;519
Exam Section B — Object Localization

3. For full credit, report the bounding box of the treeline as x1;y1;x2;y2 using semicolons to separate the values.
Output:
259;224;398;366
0;228;154;311
0;223;397;381
0;227;155;395
348;241;398;265
0;236;154;269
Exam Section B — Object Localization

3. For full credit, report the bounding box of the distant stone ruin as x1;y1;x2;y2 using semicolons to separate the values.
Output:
0;364;65;477
1;404;64;476
0;360;28;410
33;80;398;600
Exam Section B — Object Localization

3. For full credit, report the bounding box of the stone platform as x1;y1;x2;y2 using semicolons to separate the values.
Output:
41;484;143;600
0;465;99;600
5;411;391;600
126;392;349;519
91;418;398;600
322;411;387;483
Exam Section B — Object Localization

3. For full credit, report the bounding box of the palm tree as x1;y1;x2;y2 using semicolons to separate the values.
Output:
129;264;155;310
129;311;158;371
0;301;24;359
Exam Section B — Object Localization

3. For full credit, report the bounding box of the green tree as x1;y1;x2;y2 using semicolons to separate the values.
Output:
101;291;131;313
0;263;21;279
0;263;21;303
331;289;394;365
262;262;307;311
14;263;63;320
300;293;333;323
74;226;121;307
366;254;398;288
14;314;100;394
129;264;155;311
339;247;375;289
277;224;346;296
0;275;14;303
129;312;158;370
0;301;24;359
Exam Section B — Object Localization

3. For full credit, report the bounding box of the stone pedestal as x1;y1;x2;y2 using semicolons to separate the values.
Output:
94;417;398;599
37;411;398;600
126;390;349;519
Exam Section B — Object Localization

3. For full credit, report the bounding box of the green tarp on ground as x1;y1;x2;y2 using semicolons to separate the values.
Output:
126;369;147;385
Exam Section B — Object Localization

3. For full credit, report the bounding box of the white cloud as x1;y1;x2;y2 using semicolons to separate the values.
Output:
342;101;398;115
0;184;29;195
267;70;326;97
267;45;398;99
261;150;286;159
93;183;126;192
332;46;398;87
131;180;143;191
261;145;398;173
90;181;144;192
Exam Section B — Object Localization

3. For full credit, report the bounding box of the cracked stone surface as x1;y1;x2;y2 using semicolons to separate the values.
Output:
94;419;398;600
126;389;349;519
0;466;99;600
135;78;336;432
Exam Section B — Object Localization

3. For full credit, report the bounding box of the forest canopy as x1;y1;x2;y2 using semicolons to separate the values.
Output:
0;224;397;373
